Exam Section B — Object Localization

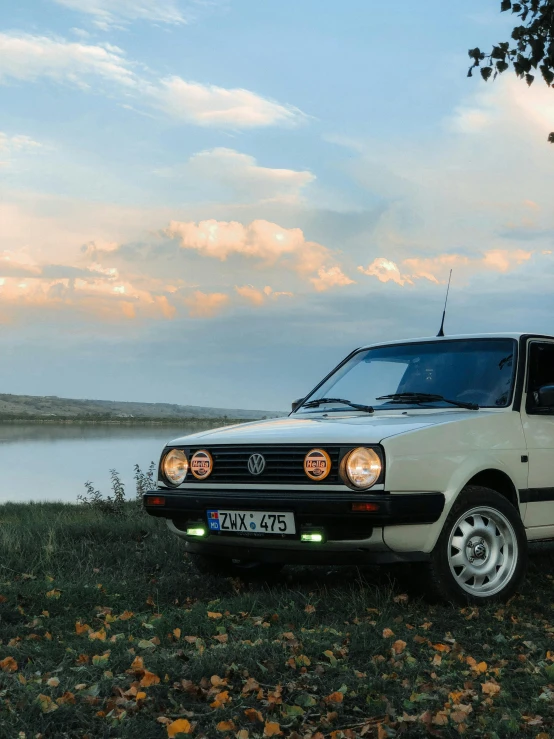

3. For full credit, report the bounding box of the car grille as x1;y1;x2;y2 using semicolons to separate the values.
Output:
182;444;344;485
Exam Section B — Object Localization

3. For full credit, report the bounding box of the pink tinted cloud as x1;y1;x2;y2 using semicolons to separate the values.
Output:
184;290;229;318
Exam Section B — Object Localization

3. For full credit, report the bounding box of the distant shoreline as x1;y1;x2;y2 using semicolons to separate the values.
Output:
0;416;264;426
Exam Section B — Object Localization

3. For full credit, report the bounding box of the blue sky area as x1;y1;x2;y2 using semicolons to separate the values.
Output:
1;0;553;410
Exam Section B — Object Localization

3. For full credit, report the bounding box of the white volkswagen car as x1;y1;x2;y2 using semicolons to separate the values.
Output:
144;333;554;603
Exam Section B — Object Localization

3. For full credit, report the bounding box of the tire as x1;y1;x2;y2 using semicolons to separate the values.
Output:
190;554;284;581
423;485;527;604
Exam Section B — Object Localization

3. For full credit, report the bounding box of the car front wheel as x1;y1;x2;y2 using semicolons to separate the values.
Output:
425;485;527;604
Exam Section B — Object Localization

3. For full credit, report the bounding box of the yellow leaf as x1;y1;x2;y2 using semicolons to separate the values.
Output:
325;691;344;704
167;718;193;736
0;657;17;673
173;628;181;639
211;690;230;708
481;681;501;696
236;731;249;739
118;610;134;621
242;677;259;694
382;628;394;638
392;639;407;655
46;589;61;599
475;661;487;673
75;622;91;635
136;691;147;701
432;654;442;666
92;651;110;666
213;633;228;643
140;670;160;687
217;720;236;731
37;694;58;713
56;691;76;705
208;611;223;619
89;628;107;642
263;722;282;737
129;656;144;672
244;708;263;723
211;675;228;687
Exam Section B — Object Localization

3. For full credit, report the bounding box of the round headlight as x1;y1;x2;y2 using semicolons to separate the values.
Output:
342;447;381;489
162;449;188;486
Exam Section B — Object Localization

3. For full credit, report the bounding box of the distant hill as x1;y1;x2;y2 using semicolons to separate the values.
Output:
0;393;284;422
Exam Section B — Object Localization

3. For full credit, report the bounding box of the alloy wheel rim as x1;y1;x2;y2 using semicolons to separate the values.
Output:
447;506;518;597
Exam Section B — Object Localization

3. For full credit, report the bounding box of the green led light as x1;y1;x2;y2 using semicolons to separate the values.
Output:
186;527;206;537
301;532;323;543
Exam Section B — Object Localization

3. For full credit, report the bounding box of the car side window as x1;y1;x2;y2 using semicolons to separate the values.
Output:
527;342;554;414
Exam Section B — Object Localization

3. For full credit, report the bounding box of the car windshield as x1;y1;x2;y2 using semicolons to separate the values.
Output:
296;338;517;413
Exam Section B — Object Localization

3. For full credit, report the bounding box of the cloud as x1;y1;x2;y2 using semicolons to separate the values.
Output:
359;249;534;287
358;257;411;287
0;32;305;129
164;218;333;274
184;290;229;318
52;0;188;29
0;132;42;154
0;33;136;88
152;78;305;128
235;285;293;305
158;148;315;202
310;266;355;292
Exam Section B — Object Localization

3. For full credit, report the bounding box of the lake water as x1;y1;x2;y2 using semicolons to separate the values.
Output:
0;422;221;503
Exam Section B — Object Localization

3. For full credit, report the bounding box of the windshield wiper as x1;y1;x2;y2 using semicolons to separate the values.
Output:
301;397;374;413
376;392;479;411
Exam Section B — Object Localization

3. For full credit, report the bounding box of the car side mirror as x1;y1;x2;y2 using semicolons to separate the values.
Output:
538;384;554;408
291;398;303;412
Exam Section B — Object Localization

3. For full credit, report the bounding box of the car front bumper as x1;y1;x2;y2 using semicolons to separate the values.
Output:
143;489;444;565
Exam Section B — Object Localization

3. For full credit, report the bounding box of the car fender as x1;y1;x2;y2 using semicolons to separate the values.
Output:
381;412;527;553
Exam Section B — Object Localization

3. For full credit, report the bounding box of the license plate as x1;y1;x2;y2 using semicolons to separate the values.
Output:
207;510;296;535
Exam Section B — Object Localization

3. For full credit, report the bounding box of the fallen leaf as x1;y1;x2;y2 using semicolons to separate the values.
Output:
211;675;228;687
167;718;193;736
119;610;134;621
325;692;344;704
46;677;60;687
481;681;501;696
382;628;394;638
56;691;76;705
129;656;144;672
217;720;236;731
0;657;17;673
136;691;147;701
245;708;263;723
211;690;230;708
75;622;91;635
37;694;58;713
92;651;110;666
264;722;282;737
140;670;160;687
242;677;260;694
46;589;61;599
173;628;181;639
88;628;107;642
236;731;249;739
392;639;407;655
208;611;223;619
213;633;228;644
305;604;316;614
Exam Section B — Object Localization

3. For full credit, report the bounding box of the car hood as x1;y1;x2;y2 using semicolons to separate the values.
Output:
167;410;486;446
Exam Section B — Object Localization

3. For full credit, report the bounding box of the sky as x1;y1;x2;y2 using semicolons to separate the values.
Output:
1;0;554;411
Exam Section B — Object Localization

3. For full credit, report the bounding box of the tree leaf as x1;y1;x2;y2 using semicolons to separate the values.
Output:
167;718;193;736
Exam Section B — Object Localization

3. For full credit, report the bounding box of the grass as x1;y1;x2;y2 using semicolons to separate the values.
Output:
2;502;554;738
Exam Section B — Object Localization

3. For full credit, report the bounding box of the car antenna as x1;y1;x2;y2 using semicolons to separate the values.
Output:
437;269;452;337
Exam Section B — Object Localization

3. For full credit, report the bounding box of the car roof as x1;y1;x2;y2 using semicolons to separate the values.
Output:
359;332;554;351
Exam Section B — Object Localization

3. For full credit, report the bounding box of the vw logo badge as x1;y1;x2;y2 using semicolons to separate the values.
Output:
247;453;266;476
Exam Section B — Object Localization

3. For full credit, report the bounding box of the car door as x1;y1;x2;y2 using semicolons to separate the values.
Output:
522;339;554;529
